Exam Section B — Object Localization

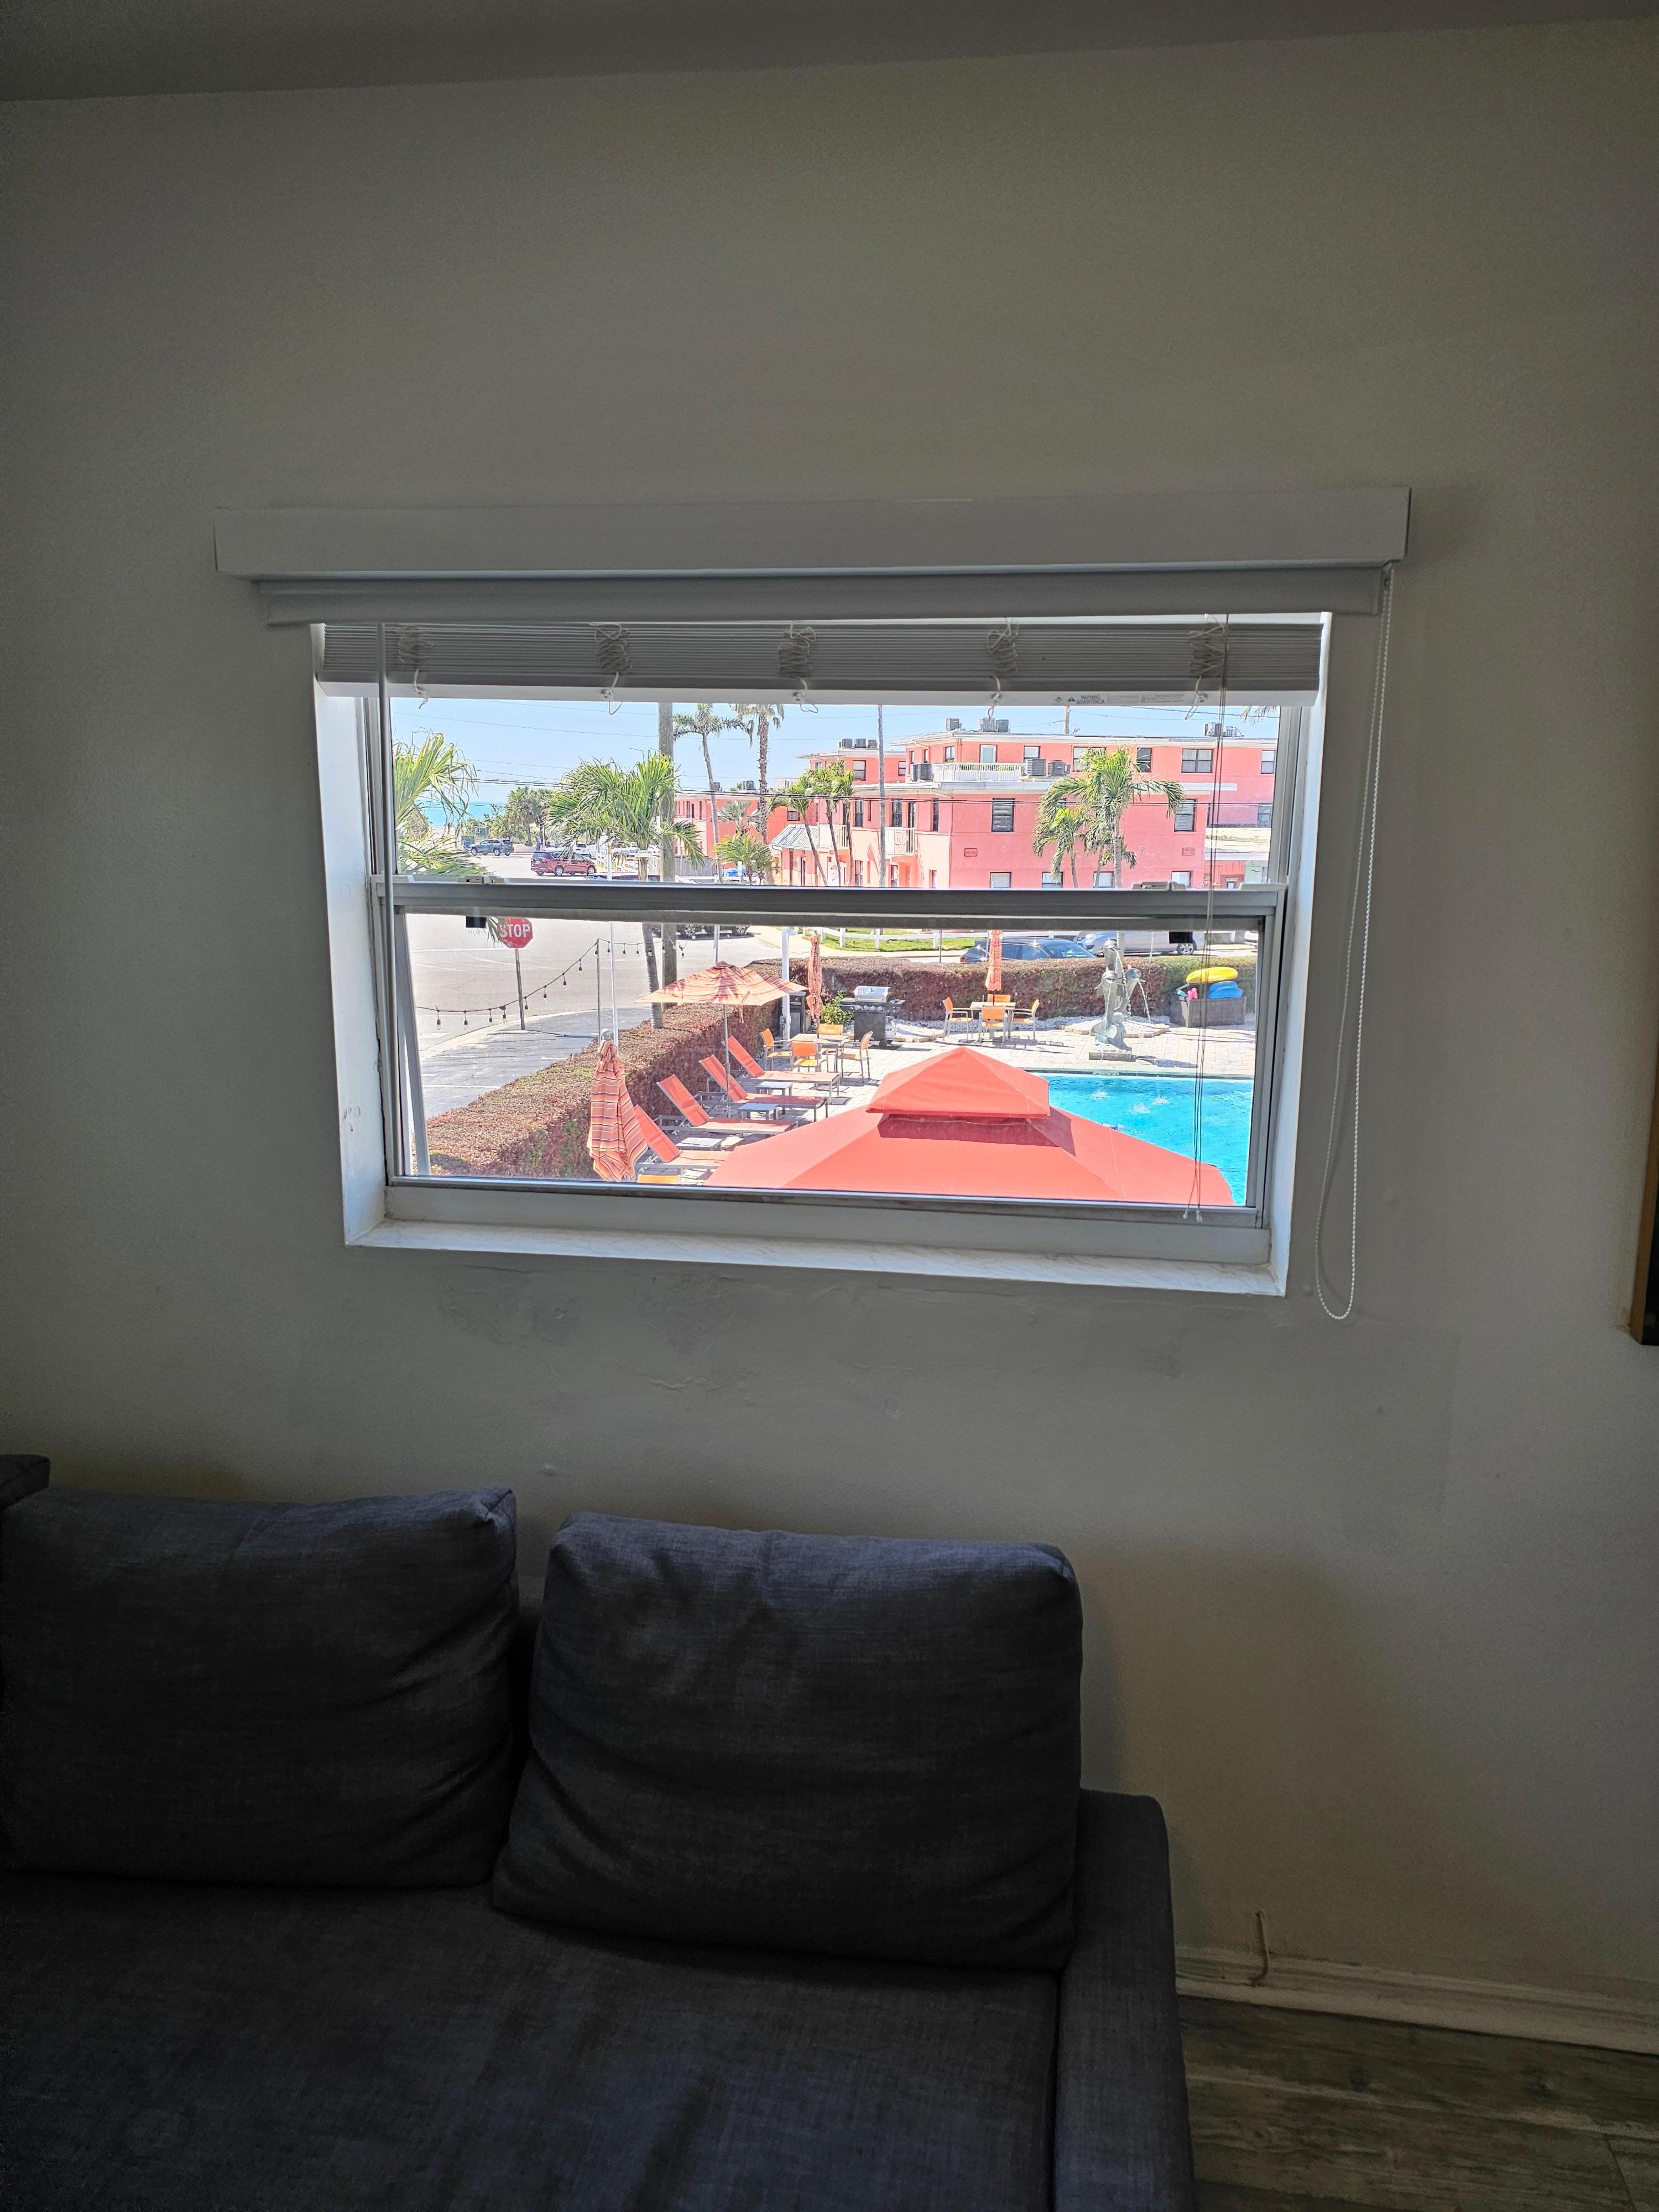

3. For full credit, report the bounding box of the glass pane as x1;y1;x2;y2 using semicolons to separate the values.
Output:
380;692;1287;899
397;906;1262;1209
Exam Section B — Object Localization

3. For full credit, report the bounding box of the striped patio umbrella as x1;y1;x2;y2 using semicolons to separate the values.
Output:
807;932;823;1023
587;1036;651;1183
985;931;1004;995
647;963;805;1008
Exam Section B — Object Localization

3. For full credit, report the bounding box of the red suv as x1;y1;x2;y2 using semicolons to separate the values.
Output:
531;847;597;877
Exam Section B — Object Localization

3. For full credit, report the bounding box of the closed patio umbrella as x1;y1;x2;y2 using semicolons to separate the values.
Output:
985;931;1004;995
806;933;823;1025
587;1036;651;1183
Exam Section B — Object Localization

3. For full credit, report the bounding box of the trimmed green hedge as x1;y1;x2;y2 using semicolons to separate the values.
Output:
792;950;1256;1021
426;999;768;1180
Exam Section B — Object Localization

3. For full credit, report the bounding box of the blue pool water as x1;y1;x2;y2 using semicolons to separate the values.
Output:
1046;1073;1254;1203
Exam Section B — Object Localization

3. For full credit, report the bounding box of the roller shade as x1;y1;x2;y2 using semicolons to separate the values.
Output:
314;617;1324;699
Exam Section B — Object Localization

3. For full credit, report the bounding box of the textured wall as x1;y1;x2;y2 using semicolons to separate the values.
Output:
2;20;1656;2000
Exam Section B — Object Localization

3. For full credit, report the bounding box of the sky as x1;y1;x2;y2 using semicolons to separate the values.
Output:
392;696;1272;810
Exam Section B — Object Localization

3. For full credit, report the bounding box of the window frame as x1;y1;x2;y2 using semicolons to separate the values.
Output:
312;633;1329;1293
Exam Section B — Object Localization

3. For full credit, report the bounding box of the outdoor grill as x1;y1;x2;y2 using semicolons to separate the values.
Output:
849;985;891;1045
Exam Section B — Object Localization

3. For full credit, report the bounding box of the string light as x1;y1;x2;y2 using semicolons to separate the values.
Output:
420;932;650;1027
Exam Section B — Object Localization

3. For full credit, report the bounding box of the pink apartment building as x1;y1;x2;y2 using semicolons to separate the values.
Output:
676;715;1279;891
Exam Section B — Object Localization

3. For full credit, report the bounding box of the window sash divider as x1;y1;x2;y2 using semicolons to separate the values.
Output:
384;881;1284;930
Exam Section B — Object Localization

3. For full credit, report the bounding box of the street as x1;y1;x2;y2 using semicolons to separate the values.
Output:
406;852;787;1118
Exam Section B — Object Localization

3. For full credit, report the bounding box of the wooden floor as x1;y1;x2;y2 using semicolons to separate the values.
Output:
1182;1997;1659;2211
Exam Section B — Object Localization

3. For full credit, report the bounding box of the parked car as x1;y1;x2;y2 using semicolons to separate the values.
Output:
530;847;597;877
676;923;752;941
958;935;1088;964
466;837;514;857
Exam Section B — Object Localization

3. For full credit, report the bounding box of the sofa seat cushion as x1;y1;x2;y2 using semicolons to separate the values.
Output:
496;1513;1081;1970
0;1871;1057;2212
0;1488;518;1886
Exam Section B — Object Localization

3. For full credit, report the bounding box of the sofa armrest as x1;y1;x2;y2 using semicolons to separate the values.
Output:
0;1456;49;1513
1053;1790;1195;2212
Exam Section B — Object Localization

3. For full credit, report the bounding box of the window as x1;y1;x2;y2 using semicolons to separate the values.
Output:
1172;802;1197;834
943;745;954;761
310;611;1323;1287
1261;751;1275;777
851;758;867;780
1181;747;1213;775
1257;802;1274;827
979;743;997;765
1135;747;1154;771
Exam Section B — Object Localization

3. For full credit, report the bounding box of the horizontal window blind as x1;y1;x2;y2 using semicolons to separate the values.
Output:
315;618;1323;699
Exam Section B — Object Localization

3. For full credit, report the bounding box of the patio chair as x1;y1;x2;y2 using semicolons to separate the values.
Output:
700;1057;821;1121
977;1005;1010;1045
838;1031;874;1082
729;1037;835;1094
941;997;974;1039
759;1027;794;1071
656;1076;782;1143
1015;998;1042;1041
627;1105;728;1182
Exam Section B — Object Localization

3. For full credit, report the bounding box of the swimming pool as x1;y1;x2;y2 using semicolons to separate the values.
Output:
1046;1072;1254;1203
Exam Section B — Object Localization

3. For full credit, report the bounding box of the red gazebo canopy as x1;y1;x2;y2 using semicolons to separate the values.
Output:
703;1048;1233;1206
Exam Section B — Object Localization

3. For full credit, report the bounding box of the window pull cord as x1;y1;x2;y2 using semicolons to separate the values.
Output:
1316;565;1396;1322
987;620;1019;706
593;624;632;712
779;625;817;708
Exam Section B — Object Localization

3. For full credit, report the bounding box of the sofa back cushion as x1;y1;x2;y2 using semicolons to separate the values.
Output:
0;1487;518;1885
493;1514;1081;1969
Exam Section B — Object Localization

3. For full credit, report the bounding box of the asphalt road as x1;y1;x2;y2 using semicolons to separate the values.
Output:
407;853;789;1119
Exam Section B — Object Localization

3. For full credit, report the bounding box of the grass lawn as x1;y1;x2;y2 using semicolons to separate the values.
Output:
822;932;976;952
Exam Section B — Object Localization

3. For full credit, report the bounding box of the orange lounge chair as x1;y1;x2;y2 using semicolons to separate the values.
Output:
657;1076;779;1142
728;1037;832;1091
700;1057;821;1120
628;1104;722;1182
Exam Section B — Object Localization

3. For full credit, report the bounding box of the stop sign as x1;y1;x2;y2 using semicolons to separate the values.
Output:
498;917;534;951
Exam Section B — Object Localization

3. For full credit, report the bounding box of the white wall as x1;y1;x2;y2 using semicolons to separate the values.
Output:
3;20;1656;2010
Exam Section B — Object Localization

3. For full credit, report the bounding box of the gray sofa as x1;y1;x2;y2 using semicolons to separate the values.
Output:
0;1463;1194;2212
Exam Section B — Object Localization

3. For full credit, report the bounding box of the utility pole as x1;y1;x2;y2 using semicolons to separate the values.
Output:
653;700;679;1029
876;703;888;887
875;703;888;951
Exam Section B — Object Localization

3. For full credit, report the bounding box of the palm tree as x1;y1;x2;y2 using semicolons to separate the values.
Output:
672;703;743;863
499;784;560;848
1034;746;1187;888
728;701;786;843
394;732;480;875
546;757;703;1021
792;760;855;885
714;832;775;881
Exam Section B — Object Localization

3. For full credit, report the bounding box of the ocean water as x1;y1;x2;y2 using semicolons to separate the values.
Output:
1047;1072;1254;1203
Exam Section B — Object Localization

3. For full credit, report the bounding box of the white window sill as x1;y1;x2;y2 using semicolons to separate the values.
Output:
353;1186;1282;1293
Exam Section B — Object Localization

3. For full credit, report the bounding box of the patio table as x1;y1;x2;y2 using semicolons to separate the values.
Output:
969;1001;1015;1043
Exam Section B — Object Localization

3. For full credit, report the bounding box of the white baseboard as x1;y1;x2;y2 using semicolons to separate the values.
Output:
1177;1945;1659;2056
